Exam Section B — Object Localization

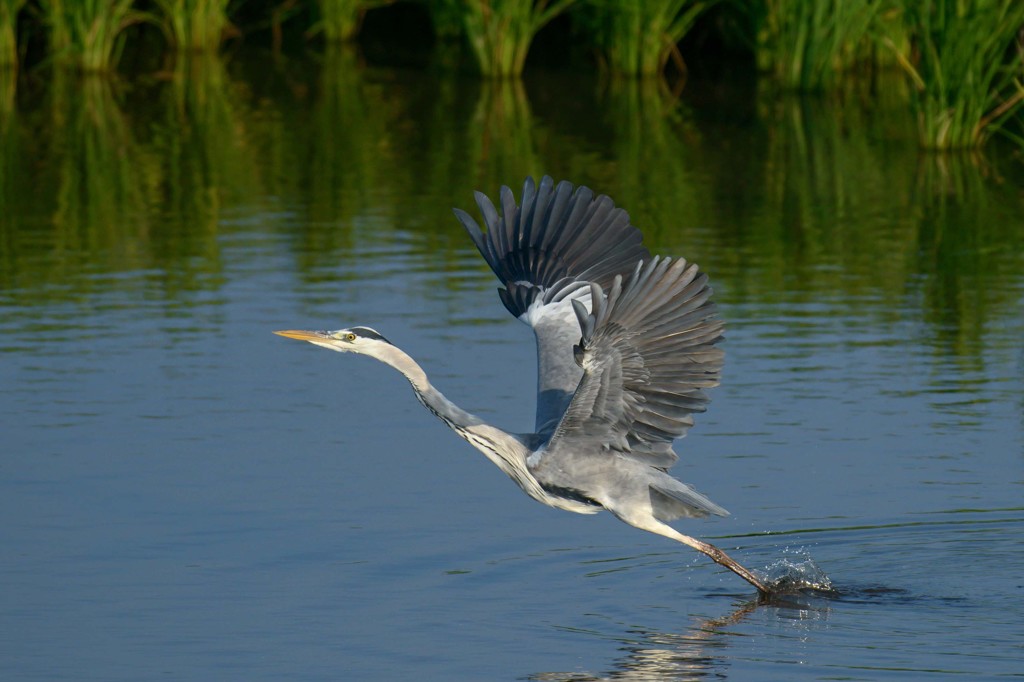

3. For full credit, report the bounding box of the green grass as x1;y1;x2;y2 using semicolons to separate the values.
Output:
892;0;1024;149
2;0;1022;154
155;0;233;52
40;0;158;72
311;0;391;42
462;0;576;76
0;0;27;67
429;0;465;40
757;0;881;91
583;0;710;76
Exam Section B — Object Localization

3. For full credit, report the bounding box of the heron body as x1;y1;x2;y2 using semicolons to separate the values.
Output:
276;176;771;597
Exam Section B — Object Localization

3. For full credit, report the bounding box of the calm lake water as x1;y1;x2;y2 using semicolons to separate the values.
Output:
2;51;1023;680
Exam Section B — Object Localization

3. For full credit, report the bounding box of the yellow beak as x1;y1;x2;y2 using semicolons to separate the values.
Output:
273;329;328;342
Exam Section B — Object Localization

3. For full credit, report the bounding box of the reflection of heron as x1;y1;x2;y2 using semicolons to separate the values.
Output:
534;583;834;681
534;593;832;681
276;176;770;597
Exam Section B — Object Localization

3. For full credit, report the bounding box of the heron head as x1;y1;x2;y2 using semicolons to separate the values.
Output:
274;326;393;358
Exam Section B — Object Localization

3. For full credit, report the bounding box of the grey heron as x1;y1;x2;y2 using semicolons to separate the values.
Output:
276;176;772;598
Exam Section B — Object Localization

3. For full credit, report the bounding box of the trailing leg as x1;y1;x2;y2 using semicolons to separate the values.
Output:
627;514;772;598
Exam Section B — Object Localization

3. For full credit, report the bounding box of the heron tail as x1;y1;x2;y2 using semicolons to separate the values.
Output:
649;482;729;520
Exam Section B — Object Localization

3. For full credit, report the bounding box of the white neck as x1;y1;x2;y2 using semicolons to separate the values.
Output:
370;342;542;495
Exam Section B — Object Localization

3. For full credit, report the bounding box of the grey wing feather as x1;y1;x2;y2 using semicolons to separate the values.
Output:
550;256;725;468
453;176;650;436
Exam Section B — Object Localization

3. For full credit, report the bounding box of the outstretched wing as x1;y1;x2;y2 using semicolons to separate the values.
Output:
453;176;650;436
547;257;724;469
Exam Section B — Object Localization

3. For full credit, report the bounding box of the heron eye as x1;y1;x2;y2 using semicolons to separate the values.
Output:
344;332;356;342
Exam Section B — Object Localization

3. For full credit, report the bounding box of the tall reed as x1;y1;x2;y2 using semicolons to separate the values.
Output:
462;0;576;76
40;0;158;72
0;61;12;116
155;0;233;52
0;0;26;67
894;0;1024;149
430;0;465;41
584;0;709;76
312;0;391;42
759;0;880;91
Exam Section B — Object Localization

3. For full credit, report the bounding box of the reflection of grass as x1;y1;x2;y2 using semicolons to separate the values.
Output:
582;0;709;76
687;88;1023;363
598;79;701;245
158;53;252;239
0;67;22;286
469;78;540;179
894;0;1024;149
910;151;1024;357
763;96;918;295
303;61;546;272
40;0;158;72
463;0;575;76
306;44;382;235
3;49;1020;366
1;56;254;297
708;90;944;307
414;76;544;277
913;154;993;357
300;49;542;270
51;73;151;246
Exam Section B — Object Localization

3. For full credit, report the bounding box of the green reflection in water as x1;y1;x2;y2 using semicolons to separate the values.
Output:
0;66;18;236
1;55;1021;363
0;72;153;296
54;75;148;256
155;54;252;237
668;84;1023;361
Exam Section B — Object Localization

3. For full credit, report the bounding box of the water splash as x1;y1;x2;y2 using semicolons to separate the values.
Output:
761;550;835;595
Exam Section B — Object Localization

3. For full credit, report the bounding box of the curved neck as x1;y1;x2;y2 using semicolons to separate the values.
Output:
374;344;484;430
372;343;537;488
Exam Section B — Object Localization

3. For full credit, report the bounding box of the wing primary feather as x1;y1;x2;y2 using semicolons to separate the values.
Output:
539;180;572;253
549;250;725;465
453;208;486;255
474;190;499;232
524;175;553;249
454;177;654;435
498;184;517;259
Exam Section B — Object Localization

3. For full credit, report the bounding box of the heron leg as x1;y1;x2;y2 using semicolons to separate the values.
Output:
682;535;772;599
626;515;772;599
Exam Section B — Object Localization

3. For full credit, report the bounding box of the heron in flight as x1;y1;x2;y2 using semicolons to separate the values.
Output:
276;176;771;598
